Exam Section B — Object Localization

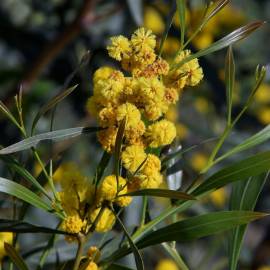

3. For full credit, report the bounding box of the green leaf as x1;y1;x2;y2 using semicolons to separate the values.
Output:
137;211;267;249
0;127;100;155
192;151;270;196
31;84;78;135
0;219;71;235
94;151;111;186
4;243;29;270
228;173;269;270
120;188;195;200
158;2;176;56
114;119;126;181
114;212;144;270
1;156;49;199
225;46;235;125
217;125;270;163
176;0;186;46
173;21;265;69
0;101;21;129
0;177;55;214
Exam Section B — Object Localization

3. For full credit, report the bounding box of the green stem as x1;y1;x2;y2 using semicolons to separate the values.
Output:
162;243;189;270
73;234;86;270
140;196;148;228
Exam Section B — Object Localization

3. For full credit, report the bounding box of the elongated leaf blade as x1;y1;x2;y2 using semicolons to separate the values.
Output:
121;188;195;200
176;0;186;46
2;156;49;198
192;151;270;196
0;219;71;235
115;213;144;270
204;0;230;25
225;46;235;124
0;127;100;155
137;211;267;248
228;173;269;270
4;243;29;270
94;151;111;186
173;21;265;69
0;177;53;212
31;85;78;135
217;125;270;162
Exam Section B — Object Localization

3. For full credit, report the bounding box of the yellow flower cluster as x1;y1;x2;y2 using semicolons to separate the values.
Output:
87;27;202;154
58;165;119;239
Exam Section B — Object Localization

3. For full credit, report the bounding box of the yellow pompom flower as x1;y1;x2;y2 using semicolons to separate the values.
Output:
107;35;131;61
89;207;116;233
86;261;99;270
144;6;165;34
97;126;118;153
99;175;127;201
209;188;227;208
139;171;163;189
93;66;115;83
125;120;146;146
98;105;117;127
0;232;13;260
155;259;179;270
62;215;84;234
144;103;163;121
255;83;270;104
116;102;141;128
122;145;147;173
131;27;156;51
145;119;176;148
87;246;101;262
142;154;161;176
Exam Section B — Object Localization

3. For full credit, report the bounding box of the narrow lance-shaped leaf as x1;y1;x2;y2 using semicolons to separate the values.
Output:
94;151;111;186
228;173;269;270
192;151;270;196
158;2;176;56
176;0;186;47
0;219;72;235
225;46;235;125
4;243;29;270
0;126;101;155
172;21;265;70
0;177;61;217
120;188;195;201
137;211;267;249
31;84;78;135
114;211;144;270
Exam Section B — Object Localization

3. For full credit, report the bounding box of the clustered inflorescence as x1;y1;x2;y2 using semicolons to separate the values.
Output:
59;27;203;268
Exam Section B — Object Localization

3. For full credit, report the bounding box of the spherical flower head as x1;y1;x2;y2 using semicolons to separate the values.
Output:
144;6;165;34
107;35;131;61
97;126;117;153
164;87;179;104
155;259;178;270
139;171;163;189
144;102;163;121
122;145;147;173
142;154;161;176
138;58;169;78
86;261;99;270
87;246;101;262
86;96;99;117
138;77;165;104
93;66;115;84
125;120;146;145
133;47;157;68
116;102;141;128
131;27;156;51
98;105;117;127
0;232;13;260
145;119;176;148
62;215;84;234
89;207;116;233
99;175;127;201
53;162;77;183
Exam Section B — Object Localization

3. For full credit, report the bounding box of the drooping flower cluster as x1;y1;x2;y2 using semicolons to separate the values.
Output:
87;27;203;192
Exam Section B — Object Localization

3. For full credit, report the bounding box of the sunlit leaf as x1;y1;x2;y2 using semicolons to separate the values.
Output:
120;188;195;200
176;0;186;46
0;127;100;155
